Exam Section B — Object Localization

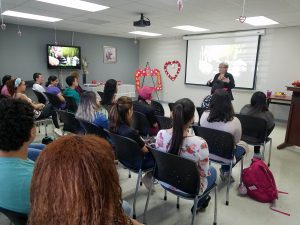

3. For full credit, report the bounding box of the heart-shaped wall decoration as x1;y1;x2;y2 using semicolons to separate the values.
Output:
239;15;246;23
164;60;181;81
135;66;162;91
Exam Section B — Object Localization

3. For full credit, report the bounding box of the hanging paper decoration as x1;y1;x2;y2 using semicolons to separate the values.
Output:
164;60;181;81
177;0;183;12
135;66;162;91
239;0;247;23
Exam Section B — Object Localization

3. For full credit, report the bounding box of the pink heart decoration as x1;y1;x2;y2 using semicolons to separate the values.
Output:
239;16;246;23
164;60;181;81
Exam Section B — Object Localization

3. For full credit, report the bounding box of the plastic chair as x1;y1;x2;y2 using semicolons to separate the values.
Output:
63;95;78;113
57;110;83;134
44;92;63;109
196;107;205;125
143;147;217;225
77;118;110;141
32;90;47;104
132;111;152;137
0;206;27;225
151;100;165;116
107;131;153;219
192;125;245;205
155;115;172;129
235;114;273;167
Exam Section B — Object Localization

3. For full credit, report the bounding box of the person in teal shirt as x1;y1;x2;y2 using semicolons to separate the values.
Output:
0;99;38;214
63;75;80;105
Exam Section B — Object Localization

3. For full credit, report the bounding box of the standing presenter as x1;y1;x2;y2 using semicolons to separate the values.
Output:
207;62;235;100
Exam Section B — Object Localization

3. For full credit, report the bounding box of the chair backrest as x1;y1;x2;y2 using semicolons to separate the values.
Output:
168;102;175;112
192;125;235;162
156;115;172;130
132;111;151;136
63;95;78;113
235;114;267;143
32;90;46;104
44;92;62;108
77;118;109;140
196;107;205;125
151;100;165;116
57;110;82;134
107;131;145;170
149;147;200;195
97;91;104;100
0;207;27;225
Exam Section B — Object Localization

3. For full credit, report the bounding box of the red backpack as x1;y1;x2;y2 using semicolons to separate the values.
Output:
242;158;278;203
241;158;290;216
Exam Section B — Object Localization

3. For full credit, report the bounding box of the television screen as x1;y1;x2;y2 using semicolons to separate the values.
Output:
47;45;81;69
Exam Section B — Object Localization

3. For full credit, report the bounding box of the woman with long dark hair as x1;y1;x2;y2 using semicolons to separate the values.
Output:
240;91;275;158
102;79;117;113
28;135;142;225
46;75;66;109
109;96;154;190
76;91;108;129
200;89;246;182
156;98;216;212
0;75;12;97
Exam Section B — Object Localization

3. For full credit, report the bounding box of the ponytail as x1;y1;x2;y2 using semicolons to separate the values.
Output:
46;75;58;87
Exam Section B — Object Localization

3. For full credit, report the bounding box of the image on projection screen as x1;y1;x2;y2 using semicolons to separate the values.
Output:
185;36;260;89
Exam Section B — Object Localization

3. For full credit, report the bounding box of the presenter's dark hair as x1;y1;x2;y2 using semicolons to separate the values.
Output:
208;89;234;123
169;98;195;155
250;91;268;112
66;76;76;87
0;98;34;151
102;79;117;105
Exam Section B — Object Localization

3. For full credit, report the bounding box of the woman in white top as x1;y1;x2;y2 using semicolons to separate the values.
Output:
200;89;246;183
156;98;216;212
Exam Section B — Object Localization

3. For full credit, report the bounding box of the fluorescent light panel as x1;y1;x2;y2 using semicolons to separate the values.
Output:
129;31;162;37
173;25;208;32
241;16;279;26
2;10;62;22
36;0;109;12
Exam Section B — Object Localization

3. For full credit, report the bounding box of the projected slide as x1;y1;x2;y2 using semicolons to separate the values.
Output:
185;36;260;89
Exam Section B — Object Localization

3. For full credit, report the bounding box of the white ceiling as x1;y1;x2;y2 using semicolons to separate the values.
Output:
1;0;300;39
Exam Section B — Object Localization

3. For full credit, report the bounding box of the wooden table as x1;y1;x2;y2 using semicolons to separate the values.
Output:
277;86;300;149
267;95;291;107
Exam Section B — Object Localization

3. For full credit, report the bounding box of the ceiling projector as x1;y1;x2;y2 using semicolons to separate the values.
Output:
133;13;150;27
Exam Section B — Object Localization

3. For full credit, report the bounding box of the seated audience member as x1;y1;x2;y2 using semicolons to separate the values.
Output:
240;91;275;158
133;86;159;136
200;89;246;182
45;75;66;109
0;98;45;214
32;72;48;103
200;80;224;110
0;75;12;97
156;98;216;212
76;91;109;129
101;79;117;113
7;78;62;136
28;135;143;225
63;75;80;105
109;96;154;190
70;71;85;95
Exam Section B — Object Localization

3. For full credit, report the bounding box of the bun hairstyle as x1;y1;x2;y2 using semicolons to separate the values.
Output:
169;98;195;155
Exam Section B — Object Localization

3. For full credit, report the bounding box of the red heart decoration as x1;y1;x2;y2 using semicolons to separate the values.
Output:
164;60;181;81
239;16;246;23
135;67;162;91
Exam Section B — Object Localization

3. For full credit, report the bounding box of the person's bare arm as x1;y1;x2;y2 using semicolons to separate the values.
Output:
130;218;145;225
57;92;65;102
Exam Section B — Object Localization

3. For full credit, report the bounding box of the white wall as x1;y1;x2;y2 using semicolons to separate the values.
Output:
139;26;300;121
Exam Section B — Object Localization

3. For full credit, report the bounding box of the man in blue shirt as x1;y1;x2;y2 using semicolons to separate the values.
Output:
0;99;36;214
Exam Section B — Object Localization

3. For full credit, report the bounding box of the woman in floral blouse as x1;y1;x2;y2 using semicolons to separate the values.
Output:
155;98;216;213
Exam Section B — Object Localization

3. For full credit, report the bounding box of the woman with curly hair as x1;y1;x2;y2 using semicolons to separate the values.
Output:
28;135;143;225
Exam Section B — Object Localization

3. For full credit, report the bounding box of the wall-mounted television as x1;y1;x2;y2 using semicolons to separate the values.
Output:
47;44;81;69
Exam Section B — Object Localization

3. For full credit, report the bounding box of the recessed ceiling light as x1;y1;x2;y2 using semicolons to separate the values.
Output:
129;31;162;37
2;10;62;22
173;25;208;32
239;16;279;26
36;0;109;12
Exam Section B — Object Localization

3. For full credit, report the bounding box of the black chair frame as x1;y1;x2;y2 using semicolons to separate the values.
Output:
151;100;165;116
0;206;27;225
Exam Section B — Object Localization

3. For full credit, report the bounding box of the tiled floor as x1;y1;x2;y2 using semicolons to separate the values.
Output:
1;107;299;225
